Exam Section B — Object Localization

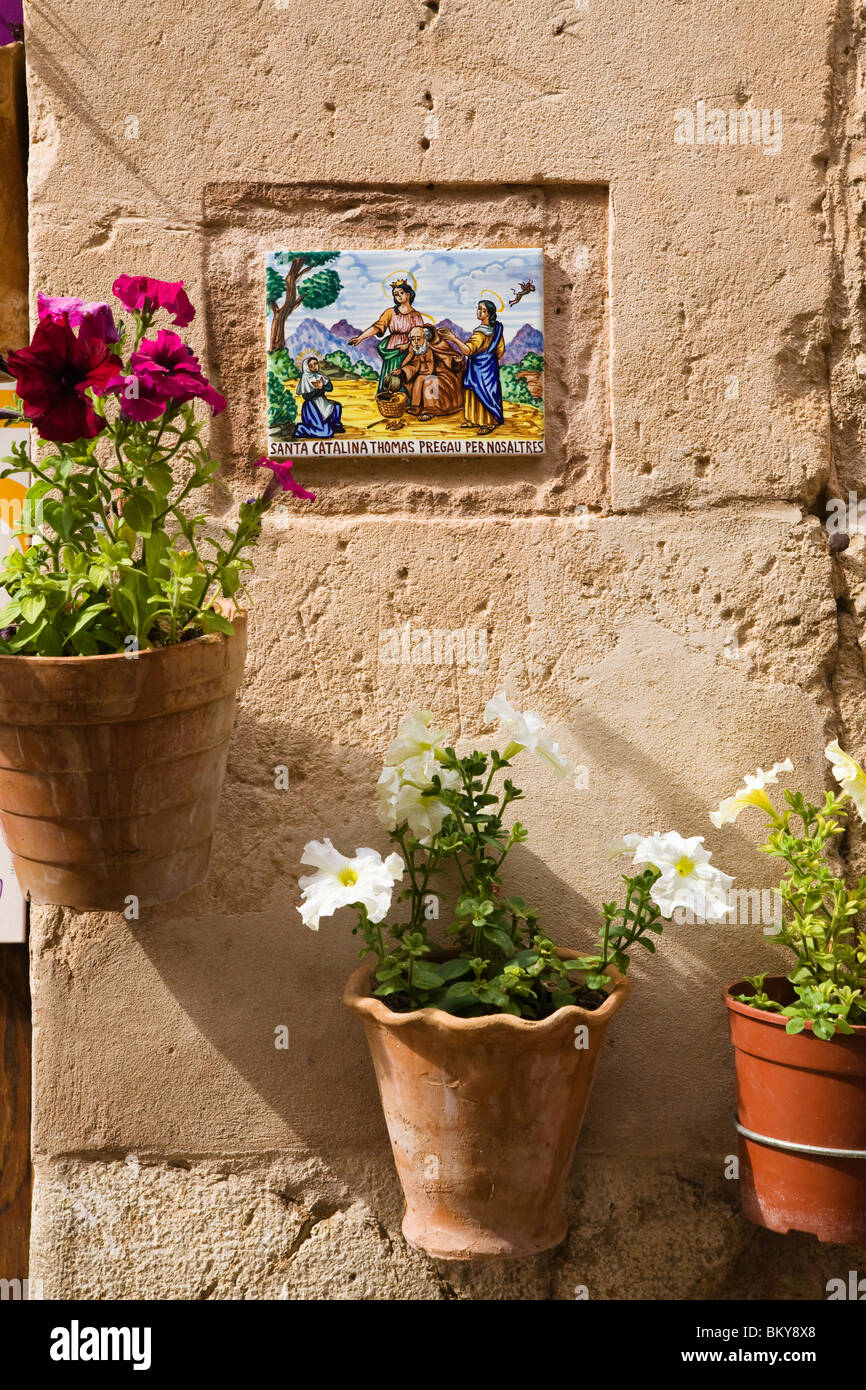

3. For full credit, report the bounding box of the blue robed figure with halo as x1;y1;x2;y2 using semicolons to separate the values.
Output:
294;355;345;438
440;298;505;437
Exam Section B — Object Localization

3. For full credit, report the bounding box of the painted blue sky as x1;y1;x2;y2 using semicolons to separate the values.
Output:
267;248;544;337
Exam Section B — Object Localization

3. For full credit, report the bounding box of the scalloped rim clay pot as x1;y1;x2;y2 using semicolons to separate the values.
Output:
344;949;631;1260
0;611;247;910
725;977;866;1244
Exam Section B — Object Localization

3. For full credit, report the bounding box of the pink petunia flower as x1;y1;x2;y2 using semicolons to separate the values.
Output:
102;368;172;423
37;293;120;343
131;330;226;415
253;456;316;502
112;274;195;328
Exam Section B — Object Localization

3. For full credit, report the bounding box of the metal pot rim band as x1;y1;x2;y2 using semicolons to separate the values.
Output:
736;1119;866;1160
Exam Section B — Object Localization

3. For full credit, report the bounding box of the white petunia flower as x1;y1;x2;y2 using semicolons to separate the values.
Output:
297;839;404;931
825;740;866;822
484;692;575;779
376;754;460;844
709;759;794;828
385;710;451;767
612;830;734;922
606;833;645;860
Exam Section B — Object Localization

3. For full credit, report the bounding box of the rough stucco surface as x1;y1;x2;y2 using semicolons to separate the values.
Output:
20;0;866;1297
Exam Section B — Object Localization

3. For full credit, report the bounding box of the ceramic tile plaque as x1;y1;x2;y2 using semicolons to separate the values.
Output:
0;380;28;942
266;249;544;458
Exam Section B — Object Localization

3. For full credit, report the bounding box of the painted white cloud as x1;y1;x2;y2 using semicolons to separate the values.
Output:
266;249;544;339
452;256;536;307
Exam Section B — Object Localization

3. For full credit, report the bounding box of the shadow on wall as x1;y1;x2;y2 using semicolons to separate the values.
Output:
125;692;797;1181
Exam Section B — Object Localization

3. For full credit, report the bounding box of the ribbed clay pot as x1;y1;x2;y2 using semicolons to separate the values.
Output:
0;612;247;910
725;977;866;1244
344;950;630;1260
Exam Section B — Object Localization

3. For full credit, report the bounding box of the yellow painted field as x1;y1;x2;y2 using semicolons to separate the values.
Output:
328;377;544;443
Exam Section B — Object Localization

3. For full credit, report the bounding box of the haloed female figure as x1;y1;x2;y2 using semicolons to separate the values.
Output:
443;300;505;436
294;357;345;438
348;280;425;389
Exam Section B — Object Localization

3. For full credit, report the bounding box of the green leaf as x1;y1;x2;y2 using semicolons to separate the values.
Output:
218;563;241;598
483;987;510;1008
438;981;478;1007
143;530;170;582
122;492;154;537
513;949;541;968
67;602;111;638
584;972;612;990
482;925;515;957
197;609;234;635
113;585;138;633
410;965;446;990
26;478;54;502
58;503;76;540
19;594;46;624
70;630;100;656
427;959;472;982
143;462;174;497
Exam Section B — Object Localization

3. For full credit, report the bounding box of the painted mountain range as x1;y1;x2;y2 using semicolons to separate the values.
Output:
282;318;369;369
329;319;381;369
279;316;543;368
501;324;544;365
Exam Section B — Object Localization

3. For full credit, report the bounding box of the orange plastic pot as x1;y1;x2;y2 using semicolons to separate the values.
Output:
344;951;630;1260
0;613;246;910
725;977;866;1244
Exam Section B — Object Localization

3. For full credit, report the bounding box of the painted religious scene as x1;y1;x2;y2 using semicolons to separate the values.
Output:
266;249;544;458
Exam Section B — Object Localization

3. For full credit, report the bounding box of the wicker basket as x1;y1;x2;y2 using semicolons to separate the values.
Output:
375;388;407;419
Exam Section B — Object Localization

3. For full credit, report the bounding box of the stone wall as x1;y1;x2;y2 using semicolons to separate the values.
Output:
23;0;866;1297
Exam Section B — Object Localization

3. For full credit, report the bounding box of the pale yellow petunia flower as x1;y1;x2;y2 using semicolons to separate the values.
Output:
709;759;794;828
825;740;866;822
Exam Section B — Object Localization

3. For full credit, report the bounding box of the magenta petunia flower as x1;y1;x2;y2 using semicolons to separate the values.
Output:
37;293;120;343
7;315;122;442
253;455;316;502
130;330;226;415
112;274;195;328
102;368;172;422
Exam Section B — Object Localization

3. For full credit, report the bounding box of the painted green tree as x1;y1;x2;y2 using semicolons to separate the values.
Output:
267;251;342;351
324;349;353;372
323;349;376;380
501;352;544;409
267;350;299;434
269;349;299;381
501;364;534;407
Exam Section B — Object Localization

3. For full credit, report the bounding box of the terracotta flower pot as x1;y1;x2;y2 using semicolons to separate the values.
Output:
0;613;247;910
725;977;866;1244
344;951;631;1260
